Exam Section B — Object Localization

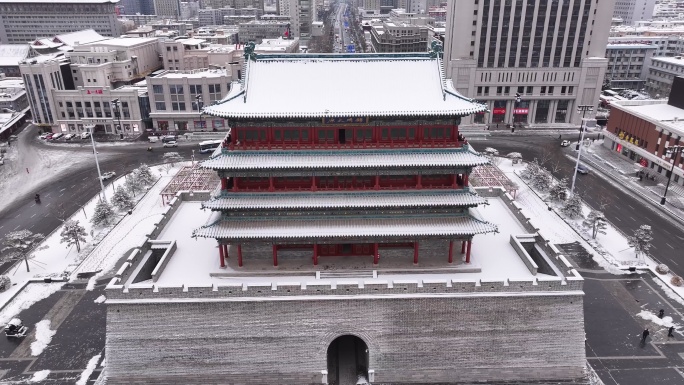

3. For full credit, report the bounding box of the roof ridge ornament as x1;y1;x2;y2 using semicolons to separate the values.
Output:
244;41;256;62
429;40;443;59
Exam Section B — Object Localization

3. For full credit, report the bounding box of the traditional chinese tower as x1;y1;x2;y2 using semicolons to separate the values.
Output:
194;43;497;269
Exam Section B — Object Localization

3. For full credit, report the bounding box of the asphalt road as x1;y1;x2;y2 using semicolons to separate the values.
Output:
0;126;200;271
472;134;684;274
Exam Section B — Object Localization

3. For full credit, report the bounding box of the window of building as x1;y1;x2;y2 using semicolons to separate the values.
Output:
209;84;221;102
535;100;550;123
170;84;185;111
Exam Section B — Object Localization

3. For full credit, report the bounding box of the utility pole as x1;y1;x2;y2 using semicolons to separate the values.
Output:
661;145;684;205
570;105;594;196
86;124;107;202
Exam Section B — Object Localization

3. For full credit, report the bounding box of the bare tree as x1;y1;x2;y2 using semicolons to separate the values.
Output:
2;230;44;272
582;210;608;239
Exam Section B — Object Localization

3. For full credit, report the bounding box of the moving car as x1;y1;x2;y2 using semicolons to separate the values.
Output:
4;318;28;338
99;171;116;181
576;164;590;174
163;140;178;148
560;140;571;147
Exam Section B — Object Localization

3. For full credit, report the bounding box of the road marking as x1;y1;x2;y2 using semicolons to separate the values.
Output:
30;214;36;218
45;203;50;207
14;213;20;218
59;192;64;197
627;204;636;210
30;203;35;208
0;225;3;229
614;217;622;222
13;225;19;230
60;188;66;192
70;184;76;189
629;216;636;221
667;243;675;250
672;260;680;267
44;214;49;218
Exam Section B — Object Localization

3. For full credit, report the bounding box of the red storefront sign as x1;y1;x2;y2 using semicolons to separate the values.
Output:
640;158;649;167
86;89;103;95
493;108;506;115
514;108;529;114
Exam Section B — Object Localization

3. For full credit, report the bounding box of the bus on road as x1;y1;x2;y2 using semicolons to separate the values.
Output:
199;140;222;154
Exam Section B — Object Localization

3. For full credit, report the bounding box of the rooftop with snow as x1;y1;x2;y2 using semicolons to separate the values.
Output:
106;190;582;300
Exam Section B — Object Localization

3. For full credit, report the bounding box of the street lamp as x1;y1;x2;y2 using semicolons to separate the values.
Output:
575;105;594;151
85;124;107;202
111;99;123;136
195;95;204;131
570;105;595;196
510;93;521;133
660;145;684;205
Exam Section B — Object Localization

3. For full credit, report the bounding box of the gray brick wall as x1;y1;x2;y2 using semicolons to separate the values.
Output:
106;294;585;384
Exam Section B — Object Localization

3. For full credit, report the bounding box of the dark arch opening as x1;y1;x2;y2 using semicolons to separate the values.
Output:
326;335;369;385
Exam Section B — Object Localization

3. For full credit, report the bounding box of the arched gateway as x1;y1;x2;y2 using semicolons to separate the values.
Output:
327;335;369;385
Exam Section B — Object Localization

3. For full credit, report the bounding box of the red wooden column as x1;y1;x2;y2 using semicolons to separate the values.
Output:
313;244;319;266
218;242;226;268
416;175;422;189
232;177;239;192
466;239;472;263
237;244;243;267
374;175;380;190
272;245;278;266
451;174;457;188
311;176;317;191
464;173;469;187
373;243;379;265
461;240;466;254
448;241;454;263
413;242;419;264
223;244;229;260
268;176;274;192
221;177;228;191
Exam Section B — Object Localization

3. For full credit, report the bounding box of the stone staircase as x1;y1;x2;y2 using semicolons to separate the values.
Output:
318;270;375;279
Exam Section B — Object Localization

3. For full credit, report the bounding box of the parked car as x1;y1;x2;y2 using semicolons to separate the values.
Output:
80;132;91;139
99;171;116;181
560;140;571;147
163;140;178;148
64;133;76;140
161;135;177;143
50;133;64;140
576;164;590;174
39;133;51;140
148;136;159;143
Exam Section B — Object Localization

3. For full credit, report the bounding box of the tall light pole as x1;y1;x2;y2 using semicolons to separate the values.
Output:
570;105;594;196
111;98;123;138
510;92;521;133
86;124;107;202
195;95;204;131
575;105;594;151
660;145;684;205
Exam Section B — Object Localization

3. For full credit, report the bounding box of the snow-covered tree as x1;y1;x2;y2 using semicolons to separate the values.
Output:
0;275;10;292
628;224;653;261
125;175;145;196
529;166;552;192
59;220;87;252
112;185;134;211
91;199;115;227
561;194;584;219
507;152;522;164
548;177;569;202
163;152;182;167
1;230;44;271
583;210;608;239
484;147;499;157
135;164;155;186
520;160;542;181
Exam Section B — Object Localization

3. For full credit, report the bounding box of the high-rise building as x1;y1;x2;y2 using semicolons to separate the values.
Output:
0;0;122;44
120;0;156;15
613;0;656;25
154;0;182;18
444;0;615;127
289;0;313;41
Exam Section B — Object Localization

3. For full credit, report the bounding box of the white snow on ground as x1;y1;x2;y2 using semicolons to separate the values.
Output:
30;370;50;382
637;310;679;328
0;129;112;213
0;282;63;325
76;353;101;385
30;319;56;356
93;295;106;303
75;165;185;290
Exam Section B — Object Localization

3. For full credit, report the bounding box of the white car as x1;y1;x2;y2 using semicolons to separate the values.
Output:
163;141;178;148
64;133;76;140
80;132;91;139
39;133;51;140
99;171;116;181
50;133;64;140
560;140;571;147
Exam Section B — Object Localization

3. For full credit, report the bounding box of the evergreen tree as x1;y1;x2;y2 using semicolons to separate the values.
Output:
125;175;145;196
59;220;87;252
91;199;115;227
583;210;608;239
561;194;584;219
0;275;10;292
1;229;44;271
628;224;654;261
548;177;569;202
520;160;542;181
136;164;155;186
531;168;552;192
112;185;134;211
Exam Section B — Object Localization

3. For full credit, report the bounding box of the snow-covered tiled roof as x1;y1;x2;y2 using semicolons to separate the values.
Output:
0;45;30;67
202;190;487;210
203;53;487;119
201;148;489;171
193;214;497;240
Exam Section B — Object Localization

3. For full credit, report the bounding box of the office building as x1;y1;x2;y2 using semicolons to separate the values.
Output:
613;0;656;25
444;0;615;128
605;42;657;89
0;0;122;44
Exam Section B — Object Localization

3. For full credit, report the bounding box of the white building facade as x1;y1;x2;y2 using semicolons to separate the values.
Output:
444;0;615;128
147;68;232;132
613;0;656;25
646;56;684;97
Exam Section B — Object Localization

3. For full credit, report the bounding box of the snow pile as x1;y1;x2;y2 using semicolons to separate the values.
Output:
76;353;101;385
0;283;63;325
30;370;50;383
30;319;56;356
93;295;106;303
637;310;679;328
